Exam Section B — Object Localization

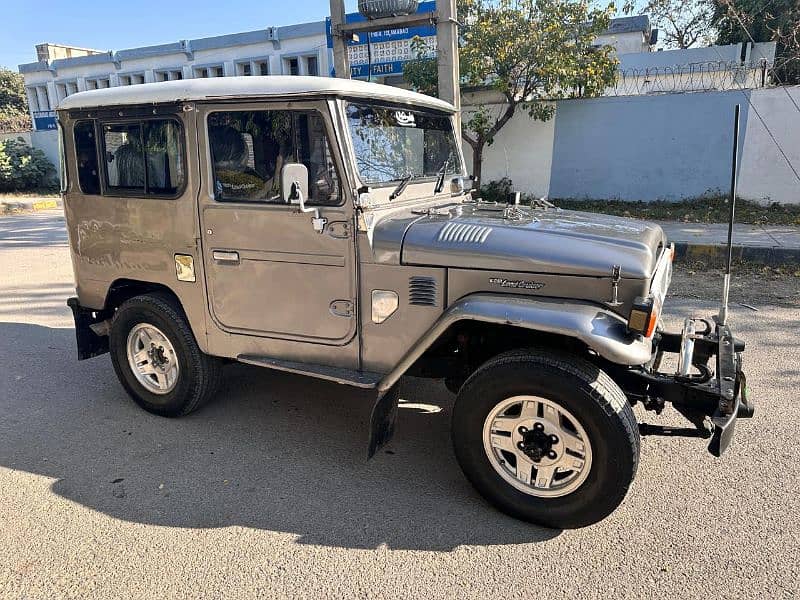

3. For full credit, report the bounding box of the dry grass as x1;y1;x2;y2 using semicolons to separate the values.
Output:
550;196;800;226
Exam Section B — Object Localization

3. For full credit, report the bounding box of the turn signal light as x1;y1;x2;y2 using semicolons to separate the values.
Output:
628;296;659;337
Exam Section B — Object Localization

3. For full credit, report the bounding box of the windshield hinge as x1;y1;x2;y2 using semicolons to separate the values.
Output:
355;189;375;209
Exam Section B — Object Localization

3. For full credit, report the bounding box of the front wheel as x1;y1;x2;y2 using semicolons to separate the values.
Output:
451;349;639;529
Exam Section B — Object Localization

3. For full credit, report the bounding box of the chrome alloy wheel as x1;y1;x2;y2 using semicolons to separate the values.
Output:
482;396;593;498
126;323;180;395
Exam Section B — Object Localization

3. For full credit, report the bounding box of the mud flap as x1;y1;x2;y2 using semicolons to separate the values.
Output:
67;297;110;360
367;386;399;459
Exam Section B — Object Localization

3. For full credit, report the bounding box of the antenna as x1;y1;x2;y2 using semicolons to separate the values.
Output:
719;104;740;326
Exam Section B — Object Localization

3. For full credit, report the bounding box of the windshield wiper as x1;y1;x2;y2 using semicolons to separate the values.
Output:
434;155;451;194
389;174;413;200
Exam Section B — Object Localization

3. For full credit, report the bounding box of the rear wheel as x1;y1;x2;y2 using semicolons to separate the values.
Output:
451;349;639;529
109;293;222;417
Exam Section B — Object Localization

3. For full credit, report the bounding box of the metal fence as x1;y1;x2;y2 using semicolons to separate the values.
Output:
606;59;772;97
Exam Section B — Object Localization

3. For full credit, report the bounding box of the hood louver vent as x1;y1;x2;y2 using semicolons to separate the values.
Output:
409;276;437;306
438;222;492;244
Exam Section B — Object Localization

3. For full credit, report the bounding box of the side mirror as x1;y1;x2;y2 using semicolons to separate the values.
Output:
280;162;326;234
281;162;309;204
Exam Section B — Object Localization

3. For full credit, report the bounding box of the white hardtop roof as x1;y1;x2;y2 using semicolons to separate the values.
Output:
57;76;455;113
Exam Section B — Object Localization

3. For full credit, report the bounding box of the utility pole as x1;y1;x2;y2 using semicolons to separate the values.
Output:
436;0;461;130
329;0;349;79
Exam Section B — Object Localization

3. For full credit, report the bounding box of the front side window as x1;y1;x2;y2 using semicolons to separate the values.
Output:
102;119;184;196
208;109;340;205
346;102;462;185
74;120;100;195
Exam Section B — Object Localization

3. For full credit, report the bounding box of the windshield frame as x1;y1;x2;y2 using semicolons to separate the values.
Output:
342;99;466;194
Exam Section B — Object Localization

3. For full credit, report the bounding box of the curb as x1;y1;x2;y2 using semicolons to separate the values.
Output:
0;199;62;214
674;242;800;266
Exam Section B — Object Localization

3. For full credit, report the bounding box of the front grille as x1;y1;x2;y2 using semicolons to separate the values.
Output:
409;276;438;306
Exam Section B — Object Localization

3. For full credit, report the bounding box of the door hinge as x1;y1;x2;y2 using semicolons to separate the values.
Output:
329;299;354;318
326;221;351;239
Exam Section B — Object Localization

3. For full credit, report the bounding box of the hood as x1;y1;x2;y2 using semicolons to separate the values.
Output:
380;203;665;279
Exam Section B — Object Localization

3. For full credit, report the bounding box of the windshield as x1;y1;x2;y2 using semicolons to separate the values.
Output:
346;102;462;186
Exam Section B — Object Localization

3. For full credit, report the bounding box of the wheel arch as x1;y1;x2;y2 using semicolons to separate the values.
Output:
377;293;653;392
104;278;182;313
101;278;210;354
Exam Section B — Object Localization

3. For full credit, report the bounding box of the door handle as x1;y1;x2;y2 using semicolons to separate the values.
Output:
212;250;240;264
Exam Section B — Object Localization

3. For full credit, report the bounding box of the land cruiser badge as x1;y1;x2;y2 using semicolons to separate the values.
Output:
488;277;545;290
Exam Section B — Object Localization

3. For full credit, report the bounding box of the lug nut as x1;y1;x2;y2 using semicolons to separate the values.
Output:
518;426;527;434
547;450;557;459
549;434;559;444
534;422;544;431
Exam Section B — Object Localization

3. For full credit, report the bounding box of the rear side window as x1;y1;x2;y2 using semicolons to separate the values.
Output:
74;121;100;195
102;119;185;196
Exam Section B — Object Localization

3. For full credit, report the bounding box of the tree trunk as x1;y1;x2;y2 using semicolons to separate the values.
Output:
471;142;484;190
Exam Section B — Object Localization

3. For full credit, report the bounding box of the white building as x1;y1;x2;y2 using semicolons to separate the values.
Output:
19;21;329;133
595;15;655;55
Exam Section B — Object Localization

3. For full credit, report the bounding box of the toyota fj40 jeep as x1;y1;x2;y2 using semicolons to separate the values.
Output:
59;77;752;528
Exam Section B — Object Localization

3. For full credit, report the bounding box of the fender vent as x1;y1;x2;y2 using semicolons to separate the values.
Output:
438;222;492;244
409;276;438;306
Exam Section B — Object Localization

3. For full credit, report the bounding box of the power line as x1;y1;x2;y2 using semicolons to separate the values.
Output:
708;44;800;187
718;0;800;116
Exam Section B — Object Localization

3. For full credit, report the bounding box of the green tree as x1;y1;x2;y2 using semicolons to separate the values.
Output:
0;67;31;133
403;0;618;185
713;0;800;84
624;0;714;48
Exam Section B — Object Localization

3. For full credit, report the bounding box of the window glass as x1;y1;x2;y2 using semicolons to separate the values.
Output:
102;119;184;196
208;110;340;205
346;102;462;184
74;120;100;195
58;121;67;193
306;56;318;76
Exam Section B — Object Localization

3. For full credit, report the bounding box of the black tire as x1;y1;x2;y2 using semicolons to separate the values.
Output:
451;349;639;529
444;376;466;395
109;292;222;417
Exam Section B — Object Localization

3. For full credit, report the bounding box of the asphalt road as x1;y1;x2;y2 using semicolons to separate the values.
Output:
1;211;798;599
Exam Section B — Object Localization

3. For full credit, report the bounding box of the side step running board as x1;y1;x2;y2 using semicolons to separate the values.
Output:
237;355;383;389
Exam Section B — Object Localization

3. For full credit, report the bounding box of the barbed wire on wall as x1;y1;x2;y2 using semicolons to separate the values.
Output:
606;59;773;97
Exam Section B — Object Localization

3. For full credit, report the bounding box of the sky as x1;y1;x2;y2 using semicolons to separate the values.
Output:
1;0;361;70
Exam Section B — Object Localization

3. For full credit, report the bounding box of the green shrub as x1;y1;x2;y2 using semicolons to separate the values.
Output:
478;177;514;203
0;137;57;192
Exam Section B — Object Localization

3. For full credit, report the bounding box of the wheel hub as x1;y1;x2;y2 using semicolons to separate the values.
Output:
148;344;169;370
517;423;559;462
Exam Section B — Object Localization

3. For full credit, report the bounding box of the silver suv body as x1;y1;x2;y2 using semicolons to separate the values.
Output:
59;77;752;528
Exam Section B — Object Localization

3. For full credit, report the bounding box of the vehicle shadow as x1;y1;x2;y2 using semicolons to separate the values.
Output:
0;212;68;249
0;321;559;551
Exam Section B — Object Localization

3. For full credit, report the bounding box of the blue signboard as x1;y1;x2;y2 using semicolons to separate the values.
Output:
33;111;57;130
326;1;437;79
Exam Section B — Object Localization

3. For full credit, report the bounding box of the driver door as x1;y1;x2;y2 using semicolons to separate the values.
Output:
197;100;356;344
